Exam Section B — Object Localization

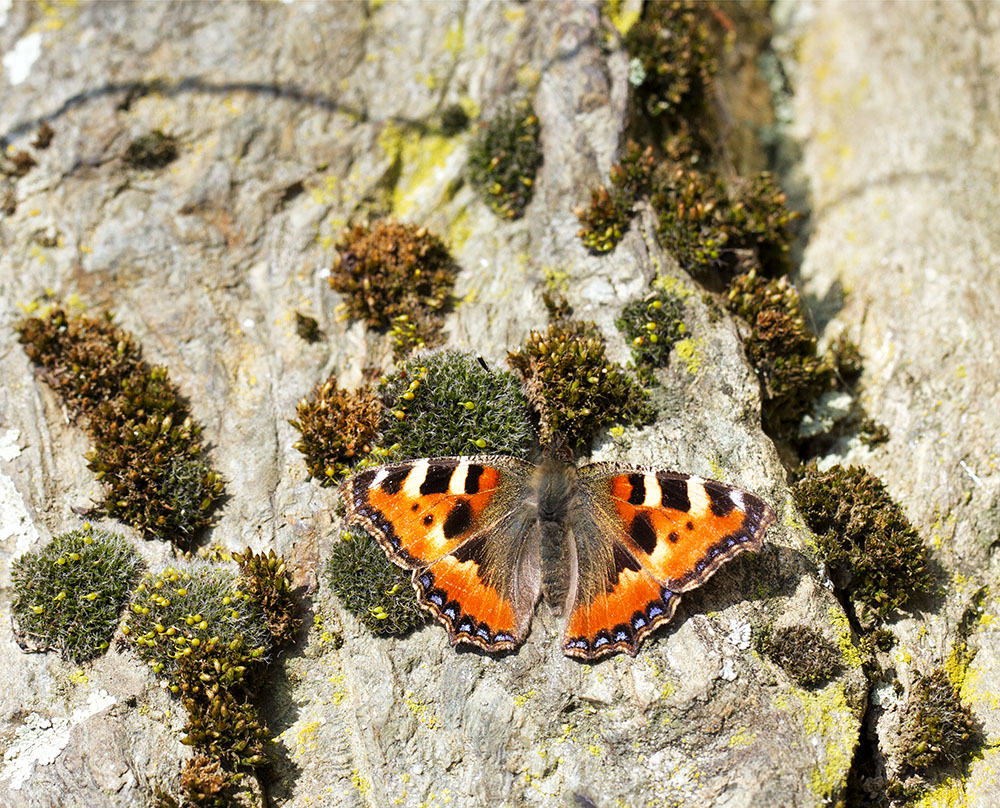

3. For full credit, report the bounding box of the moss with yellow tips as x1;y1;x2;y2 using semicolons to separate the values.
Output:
377;350;533;461
508;320;652;449
290;375;383;485
467;97;542;220
326;527;425;636
11;526;144;664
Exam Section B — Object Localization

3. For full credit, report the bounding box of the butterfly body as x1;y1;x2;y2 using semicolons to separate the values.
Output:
341;455;773;660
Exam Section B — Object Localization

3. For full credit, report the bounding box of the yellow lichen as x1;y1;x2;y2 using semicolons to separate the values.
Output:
827;606;863;669
377;122;462;218
350;769;371;796
775;682;858;801
674;337;703;375
513;689;536;708
727;726;755;748
405;691;441;729
603;0;641;36
652;273;694;300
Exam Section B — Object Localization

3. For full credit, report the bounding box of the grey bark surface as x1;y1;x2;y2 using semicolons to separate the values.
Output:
774;2;1000;803
0;1;994;806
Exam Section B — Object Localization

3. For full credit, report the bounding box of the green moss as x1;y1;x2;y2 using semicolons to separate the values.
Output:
793;464;933;624
439;103;470;136
376;350;533;460
122;563;271;690
756;624;842;688
726;270;834;440
294;311;321;343
542;291;572;321
652;166;797;279
576;184;632;255
17;308;225;544
290;375;382;484
11;526;144;664
122;552;295;773
616;287;689;372
830;333;863;382
326;527;426;636
233;547;301;649
576;142;655;254
507;320;652;450
125;130;179;170
329;220;457;357
624;0;715;127
898;668;980;773
467;98;542;220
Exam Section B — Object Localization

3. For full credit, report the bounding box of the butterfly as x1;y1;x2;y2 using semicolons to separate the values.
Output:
340;455;774;660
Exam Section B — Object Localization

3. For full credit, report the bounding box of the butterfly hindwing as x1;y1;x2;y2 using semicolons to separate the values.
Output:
561;464;774;660
341;456;542;652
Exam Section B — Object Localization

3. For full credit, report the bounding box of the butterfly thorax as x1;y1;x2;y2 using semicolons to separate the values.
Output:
532;458;578;615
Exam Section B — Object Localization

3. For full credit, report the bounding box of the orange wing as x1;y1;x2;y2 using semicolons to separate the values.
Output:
341;456;541;653
562;466;774;660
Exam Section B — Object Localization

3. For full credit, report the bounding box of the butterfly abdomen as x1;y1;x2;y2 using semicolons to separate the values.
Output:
534;459;577;614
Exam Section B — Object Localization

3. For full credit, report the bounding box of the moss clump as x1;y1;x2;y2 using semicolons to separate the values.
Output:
624;0;715;126
652;166;797;278
294;311;321;343
576;142;656;254
32;122;54;150
11;527;144;664
122;551;295;771
507;320;652;449
377;350;534;460
616;288;689;372
755;624;841;688
155;755;249;808
792;464;933;623
3;150;37;177
326;527;426;636
233;547;301;648
125;130;179;169
860;418;889;448
122;563;272;690
290;375;382;484
439;103;470;136
17;308;225;544
898;668;980;773
467;98;542;220
726;270;834;439
329;220;457;356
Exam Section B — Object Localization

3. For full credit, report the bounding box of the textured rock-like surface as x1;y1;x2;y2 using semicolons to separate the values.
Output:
777;0;1000;802
9;0;997;806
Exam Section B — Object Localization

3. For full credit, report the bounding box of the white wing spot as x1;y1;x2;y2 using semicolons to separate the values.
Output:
449;464;469;495
642;476;662;508
687;476;709;516
730;490;746;512
403;461;429;499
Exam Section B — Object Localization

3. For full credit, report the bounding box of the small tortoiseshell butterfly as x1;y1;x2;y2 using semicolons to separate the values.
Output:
340;455;774;660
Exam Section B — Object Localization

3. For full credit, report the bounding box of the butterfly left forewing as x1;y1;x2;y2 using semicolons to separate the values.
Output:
340;456;542;653
561;463;774;660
